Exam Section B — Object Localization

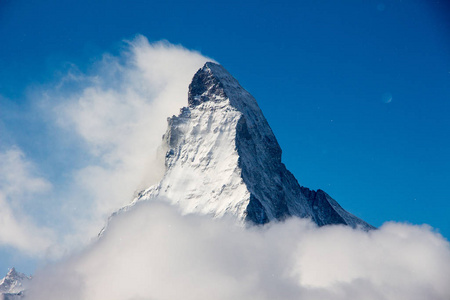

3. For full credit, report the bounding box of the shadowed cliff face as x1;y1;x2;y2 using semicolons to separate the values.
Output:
136;62;374;230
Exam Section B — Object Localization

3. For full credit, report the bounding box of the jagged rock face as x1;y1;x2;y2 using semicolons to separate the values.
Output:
134;62;374;230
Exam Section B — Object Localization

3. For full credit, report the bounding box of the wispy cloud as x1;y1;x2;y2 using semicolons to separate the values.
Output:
0;148;54;256
47;37;211;249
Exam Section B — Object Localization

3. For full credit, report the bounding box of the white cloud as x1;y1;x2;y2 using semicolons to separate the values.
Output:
0;148;54;256
35;36;212;250
0;148;51;197
27;201;450;300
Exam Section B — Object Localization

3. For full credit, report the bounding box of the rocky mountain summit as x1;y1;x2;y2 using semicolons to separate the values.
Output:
131;62;374;230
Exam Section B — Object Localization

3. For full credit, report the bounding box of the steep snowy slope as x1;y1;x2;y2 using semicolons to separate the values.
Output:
131;62;374;230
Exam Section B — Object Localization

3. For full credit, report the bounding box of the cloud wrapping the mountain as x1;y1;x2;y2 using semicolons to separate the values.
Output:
27;201;450;300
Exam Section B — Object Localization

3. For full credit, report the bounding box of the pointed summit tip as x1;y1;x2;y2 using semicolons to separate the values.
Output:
188;62;229;106
202;61;228;74
187;61;249;108
200;62;237;84
203;61;220;68
7;268;16;276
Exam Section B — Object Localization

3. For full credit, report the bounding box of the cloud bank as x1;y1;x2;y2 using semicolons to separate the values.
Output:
27;201;450;300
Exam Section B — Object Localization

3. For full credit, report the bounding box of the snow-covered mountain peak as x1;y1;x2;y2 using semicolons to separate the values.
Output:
0;268;31;295
188;62;260;112
130;62;374;230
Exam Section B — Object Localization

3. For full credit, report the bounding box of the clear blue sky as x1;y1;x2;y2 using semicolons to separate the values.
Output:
0;0;449;255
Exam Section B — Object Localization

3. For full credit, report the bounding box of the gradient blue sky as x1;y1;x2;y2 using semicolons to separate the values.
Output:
0;0;449;270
